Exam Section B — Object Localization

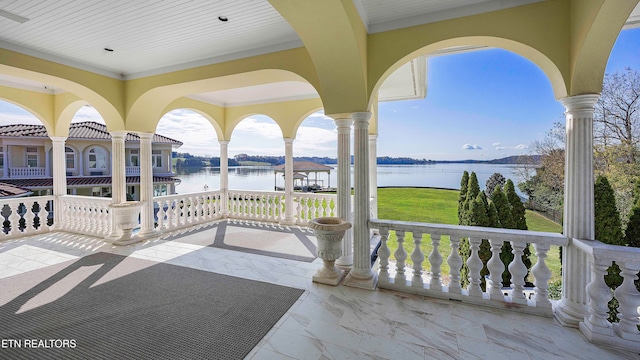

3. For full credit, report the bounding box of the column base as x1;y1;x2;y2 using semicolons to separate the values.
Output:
344;270;378;290
554;300;588;328
136;228;160;241
104;234;143;246
335;255;353;270
279;217;296;226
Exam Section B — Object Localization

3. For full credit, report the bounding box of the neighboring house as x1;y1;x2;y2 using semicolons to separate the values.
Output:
0;121;182;199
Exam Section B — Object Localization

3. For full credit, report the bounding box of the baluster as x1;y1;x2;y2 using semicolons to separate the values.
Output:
8;203;21;236
301;198;309;224
87;206;96;235
448;236;463;294
411;231;424;288
94;206;103;236
487;239;506;300
613;261;640;339
105;206;112;236
23;202;35;234
295;197;302;225
180;198;187;225
531;243;552;308
34;201;44;232
166;200;175;230
190;196;197;223
193;196;201;223
310;198;317;220
467;237;483;297
394;230;407;285
156;200;165;230
377;227;391;284
508;241;528;304
173;199;180;227
584;256;614;335
43;200;52;231
429;234;443;291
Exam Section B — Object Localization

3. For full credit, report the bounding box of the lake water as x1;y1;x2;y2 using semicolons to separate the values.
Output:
173;163;526;196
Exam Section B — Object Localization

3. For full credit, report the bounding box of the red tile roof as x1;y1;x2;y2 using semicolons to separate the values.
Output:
0;176;179;188
0;182;33;197
0;122;182;146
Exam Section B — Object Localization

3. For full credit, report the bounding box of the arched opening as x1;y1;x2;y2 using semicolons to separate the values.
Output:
155;109;219;195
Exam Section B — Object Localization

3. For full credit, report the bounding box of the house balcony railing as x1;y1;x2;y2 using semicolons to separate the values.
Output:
2;194;640;352
9;167;46;178
125;166;140;175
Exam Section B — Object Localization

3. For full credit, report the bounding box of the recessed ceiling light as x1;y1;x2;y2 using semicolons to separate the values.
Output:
104;47;114;52
218;16;228;22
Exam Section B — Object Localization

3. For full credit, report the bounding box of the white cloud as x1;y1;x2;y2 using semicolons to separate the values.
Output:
495;143;528;151
492;142;501;147
72;106;105;123
156;109;219;156
233;117;283;140
462;143;482;150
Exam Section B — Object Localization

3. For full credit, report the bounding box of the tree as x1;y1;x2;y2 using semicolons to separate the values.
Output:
485;173;506;199
491;185;514;229
624;201;640;248
505;179;527;230
458;171;469;225
594;68;640;162
594;175;624;246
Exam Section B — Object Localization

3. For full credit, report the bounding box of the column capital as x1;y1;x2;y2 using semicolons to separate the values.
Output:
218;140;229;146
560;94;600;113
369;134;378;141
334;118;353;129
137;132;154;141
110;131;128;141
283;137;295;144
351;112;372;124
50;136;67;144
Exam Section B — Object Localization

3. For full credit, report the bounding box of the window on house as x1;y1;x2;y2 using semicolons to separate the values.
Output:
88;147;107;169
65;146;75;169
152;150;162;168
130;149;139;167
26;147;38;167
0;147;4;169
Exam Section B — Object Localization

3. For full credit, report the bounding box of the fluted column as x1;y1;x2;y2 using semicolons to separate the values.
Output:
554;94;599;327
344;112;377;290
334;118;353;267
110;132;127;204
369;134;378;220
219;140;229;216
282;138;296;225
138;132;156;237
51;137;67;229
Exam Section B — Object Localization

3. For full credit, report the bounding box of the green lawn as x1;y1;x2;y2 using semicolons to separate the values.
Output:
376;188;563;284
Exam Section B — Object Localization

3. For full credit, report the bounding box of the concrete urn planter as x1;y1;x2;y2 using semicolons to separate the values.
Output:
108;201;141;245
308;217;352;285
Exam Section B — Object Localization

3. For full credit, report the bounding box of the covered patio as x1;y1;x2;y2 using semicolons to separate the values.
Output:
2;0;640;358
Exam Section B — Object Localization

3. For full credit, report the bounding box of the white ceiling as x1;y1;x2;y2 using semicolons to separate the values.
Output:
0;1;638;108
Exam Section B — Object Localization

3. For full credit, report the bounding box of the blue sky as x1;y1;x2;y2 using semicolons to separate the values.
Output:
1;27;639;160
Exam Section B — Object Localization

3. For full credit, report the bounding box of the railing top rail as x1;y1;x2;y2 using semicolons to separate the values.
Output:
293;192;337;199
154;189;224;201
574;238;640;264
0;195;54;203
370;218;568;246
227;189;285;196
60;195;112;203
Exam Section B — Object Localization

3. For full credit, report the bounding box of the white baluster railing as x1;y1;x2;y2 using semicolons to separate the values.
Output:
57;195;111;237
9;167;46;178
370;219;568;316
227;190;284;222
154;190;222;232
574;239;640;352
125;166;140;175
293;193;336;225
0;196;53;240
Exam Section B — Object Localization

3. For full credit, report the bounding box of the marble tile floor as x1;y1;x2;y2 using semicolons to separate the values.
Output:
0;223;639;360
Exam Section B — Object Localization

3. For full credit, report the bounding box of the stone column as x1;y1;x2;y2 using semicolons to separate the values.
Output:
554;94;599;327
282;138;296;225
344;112;377;290
51;137;67;229
334;118;353;267
369;134;378;220
219;140;229;216
137;132;156;237
110;132;127;204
